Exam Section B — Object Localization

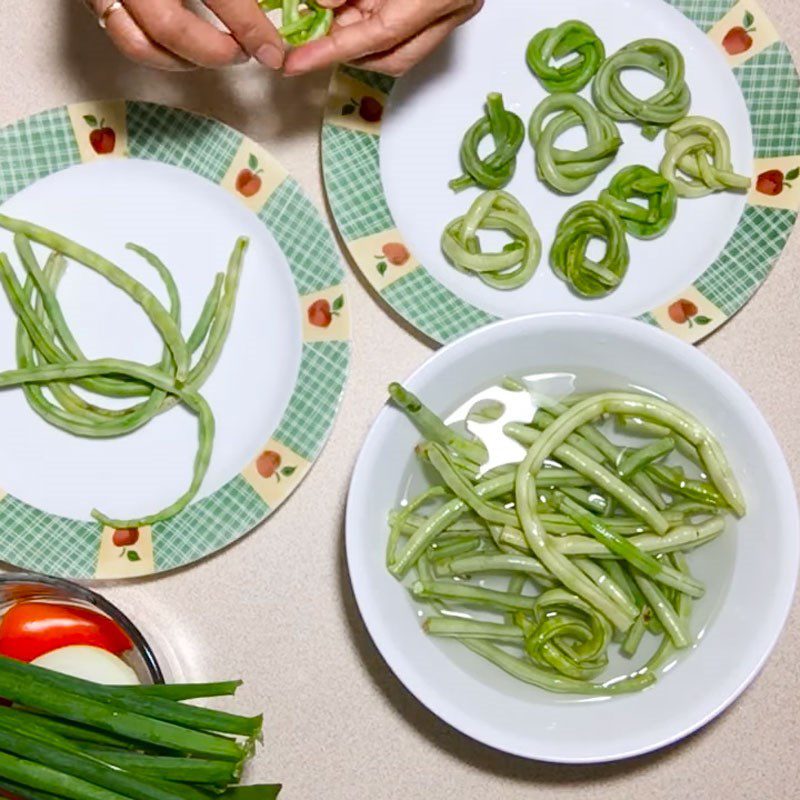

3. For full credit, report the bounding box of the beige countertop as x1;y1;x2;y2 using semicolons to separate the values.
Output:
2;1;799;796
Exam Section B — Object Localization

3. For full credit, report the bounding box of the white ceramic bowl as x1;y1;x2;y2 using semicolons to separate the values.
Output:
346;313;799;763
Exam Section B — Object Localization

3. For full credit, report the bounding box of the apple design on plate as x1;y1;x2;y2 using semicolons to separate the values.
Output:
236;154;263;198
256;450;296;482
382;242;410;265
308;295;344;328
375;242;410;276
668;299;712;328
112;528;141;562
341;96;384;123
722;11;756;55
756;167;798;196
112;528;139;548
83;115;116;155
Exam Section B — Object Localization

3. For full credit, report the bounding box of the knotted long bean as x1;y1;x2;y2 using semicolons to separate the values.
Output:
259;0;332;44
593;39;691;139
441;190;541;290
517;589;612;680
529;95;622;194
526;20;605;94
550;201;629;297
660;116;752;198
450;93;524;192
599;165;677;239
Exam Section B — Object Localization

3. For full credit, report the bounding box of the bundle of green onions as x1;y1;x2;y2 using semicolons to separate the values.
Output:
386;381;745;695
0;214;246;528
0;655;280;799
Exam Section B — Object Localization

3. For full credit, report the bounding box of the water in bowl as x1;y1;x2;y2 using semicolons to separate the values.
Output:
393;369;738;705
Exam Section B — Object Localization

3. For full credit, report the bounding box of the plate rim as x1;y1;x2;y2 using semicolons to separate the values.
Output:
345;311;800;762
0;99;351;580
321;0;800;347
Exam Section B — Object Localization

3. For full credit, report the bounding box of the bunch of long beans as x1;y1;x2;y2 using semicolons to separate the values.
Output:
0;655;280;799
386;381;744;695
0;215;246;528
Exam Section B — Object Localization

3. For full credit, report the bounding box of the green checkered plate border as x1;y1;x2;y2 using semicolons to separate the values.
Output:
0;100;350;580
321;0;800;345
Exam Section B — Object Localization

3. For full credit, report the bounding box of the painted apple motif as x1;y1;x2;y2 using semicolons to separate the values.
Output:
341;96;384;123
112;528;139;548
308;295;344;328
668;299;712;328
359;97;384;123
382;242;410;266
236;154;263;197
256;450;282;479
83;115;116;155
722;11;756;55
756;167;798;196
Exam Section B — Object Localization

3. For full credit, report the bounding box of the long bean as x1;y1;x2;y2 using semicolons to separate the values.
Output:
660;116;751;197
461;639;655;695
450;93;524;192
593;38;691;139
424;617;525;643
388;382;487;465
598;165;677;240
259;0;333;44
526;20;605;93
0;214;189;382
0;358;214;528
441;190;542;290
550;201;629;297
529;94;622;194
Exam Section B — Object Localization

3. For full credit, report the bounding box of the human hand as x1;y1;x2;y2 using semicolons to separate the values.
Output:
84;0;285;71
284;0;484;77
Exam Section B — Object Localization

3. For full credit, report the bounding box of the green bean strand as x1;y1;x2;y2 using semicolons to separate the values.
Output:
0;214;189;382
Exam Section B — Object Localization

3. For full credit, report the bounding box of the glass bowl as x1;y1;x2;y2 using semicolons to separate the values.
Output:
0;572;163;684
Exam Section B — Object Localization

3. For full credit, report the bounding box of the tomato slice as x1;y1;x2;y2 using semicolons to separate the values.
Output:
0;602;133;663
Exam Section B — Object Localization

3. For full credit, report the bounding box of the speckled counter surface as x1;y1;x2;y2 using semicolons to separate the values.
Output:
1;1;798;797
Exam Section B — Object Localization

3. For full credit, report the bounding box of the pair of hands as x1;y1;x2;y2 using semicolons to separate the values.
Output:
91;0;483;75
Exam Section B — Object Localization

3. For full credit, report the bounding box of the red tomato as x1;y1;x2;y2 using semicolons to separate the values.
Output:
0;602;133;663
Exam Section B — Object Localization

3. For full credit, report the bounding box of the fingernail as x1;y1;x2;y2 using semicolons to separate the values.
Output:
256;44;284;70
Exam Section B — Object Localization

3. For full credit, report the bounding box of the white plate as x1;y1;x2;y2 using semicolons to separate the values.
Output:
0;159;301;520
346;313;799;762
0;100;350;579
381;0;752;319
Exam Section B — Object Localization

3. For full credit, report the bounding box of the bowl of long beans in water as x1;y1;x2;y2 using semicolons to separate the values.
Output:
346;313;798;762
